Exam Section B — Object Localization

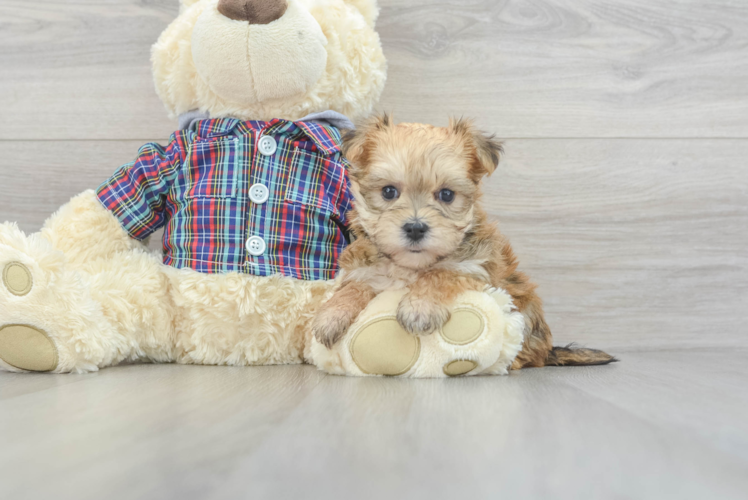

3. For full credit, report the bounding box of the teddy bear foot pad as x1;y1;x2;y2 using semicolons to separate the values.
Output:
349;311;485;377
3;262;33;297
0;324;58;372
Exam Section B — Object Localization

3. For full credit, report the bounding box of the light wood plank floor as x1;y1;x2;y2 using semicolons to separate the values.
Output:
1;350;747;500
1;1;747;498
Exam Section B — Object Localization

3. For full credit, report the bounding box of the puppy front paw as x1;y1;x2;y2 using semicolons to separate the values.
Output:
312;307;355;349
396;295;450;336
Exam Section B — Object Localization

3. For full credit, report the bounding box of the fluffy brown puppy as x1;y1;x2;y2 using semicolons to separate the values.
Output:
312;115;615;369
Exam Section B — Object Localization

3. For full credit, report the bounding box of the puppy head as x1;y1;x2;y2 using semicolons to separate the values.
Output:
344;115;502;269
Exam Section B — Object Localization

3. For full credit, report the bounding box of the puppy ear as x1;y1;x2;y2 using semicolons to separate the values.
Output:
342;113;392;177
449;117;503;180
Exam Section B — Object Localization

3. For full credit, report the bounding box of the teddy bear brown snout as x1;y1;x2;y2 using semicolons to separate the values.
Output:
217;0;288;24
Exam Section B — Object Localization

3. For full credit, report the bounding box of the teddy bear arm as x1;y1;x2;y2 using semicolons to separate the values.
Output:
39;190;146;266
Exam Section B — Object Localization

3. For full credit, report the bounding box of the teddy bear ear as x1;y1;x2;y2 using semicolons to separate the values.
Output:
449;118;503;180
344;0;380;27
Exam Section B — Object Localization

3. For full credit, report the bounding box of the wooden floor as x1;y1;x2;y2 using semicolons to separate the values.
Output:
1;0;747;498
1;349;747;500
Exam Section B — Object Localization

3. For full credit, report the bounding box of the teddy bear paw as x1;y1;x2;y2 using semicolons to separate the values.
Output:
350;308;485;377
0;223;65;372
311;289;525;378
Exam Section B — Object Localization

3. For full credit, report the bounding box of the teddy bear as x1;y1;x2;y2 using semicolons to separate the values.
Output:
0;0;525;377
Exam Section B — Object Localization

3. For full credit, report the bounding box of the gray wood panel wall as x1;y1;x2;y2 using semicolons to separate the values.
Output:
1;0;746;351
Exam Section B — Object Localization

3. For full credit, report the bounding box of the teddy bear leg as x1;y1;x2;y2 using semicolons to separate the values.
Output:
0;222;124;372
0;192;174;373
310;288;526;378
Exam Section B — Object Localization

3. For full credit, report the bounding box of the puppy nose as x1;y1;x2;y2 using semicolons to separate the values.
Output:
403;221;429;243
217;0;288;24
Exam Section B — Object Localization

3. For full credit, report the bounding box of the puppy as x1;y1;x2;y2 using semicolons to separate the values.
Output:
313;115;615;369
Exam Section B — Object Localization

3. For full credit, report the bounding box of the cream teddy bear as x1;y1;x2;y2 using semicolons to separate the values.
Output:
0;0;524;376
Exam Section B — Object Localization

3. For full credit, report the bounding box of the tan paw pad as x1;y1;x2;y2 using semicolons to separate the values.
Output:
3;262;33;296
350;318;420;376
0;324;58;372
443;359;478;377
440;308;484;345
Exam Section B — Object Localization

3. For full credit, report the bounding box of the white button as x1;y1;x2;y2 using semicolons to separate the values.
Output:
246;236;266;256
249;183;269;204
258;136;277;156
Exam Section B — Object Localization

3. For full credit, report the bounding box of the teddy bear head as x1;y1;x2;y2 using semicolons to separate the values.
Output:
153;0;387;122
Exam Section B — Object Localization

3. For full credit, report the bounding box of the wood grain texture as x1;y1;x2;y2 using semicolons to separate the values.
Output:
0;0;178;141
0;364;328;500
214;352;748;500
0;353;747;500
379;0;748;137
2;1;748;139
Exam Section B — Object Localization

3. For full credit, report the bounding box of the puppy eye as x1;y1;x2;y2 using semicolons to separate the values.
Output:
382;186;399;200
437;188;455;203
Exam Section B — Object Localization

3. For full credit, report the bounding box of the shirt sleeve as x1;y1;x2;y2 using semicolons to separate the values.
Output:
96;133;187;240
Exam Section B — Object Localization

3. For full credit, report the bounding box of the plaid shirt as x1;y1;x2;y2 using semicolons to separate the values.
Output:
97;118;353;280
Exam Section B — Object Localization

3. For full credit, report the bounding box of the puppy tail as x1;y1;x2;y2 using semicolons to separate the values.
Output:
545;343;618;366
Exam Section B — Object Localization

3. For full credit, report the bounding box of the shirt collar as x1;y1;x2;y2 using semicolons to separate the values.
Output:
184;112;352;156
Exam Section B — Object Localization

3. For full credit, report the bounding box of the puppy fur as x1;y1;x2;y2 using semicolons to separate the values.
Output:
312;115;615;369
